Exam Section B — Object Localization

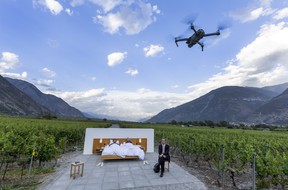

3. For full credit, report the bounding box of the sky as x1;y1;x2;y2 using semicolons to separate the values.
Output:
1;0;288;121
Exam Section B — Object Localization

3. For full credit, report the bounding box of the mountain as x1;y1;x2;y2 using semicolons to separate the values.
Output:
0;75;50;116
83;112;119;120
6;78;85;118
147;86;278;123
262;82;288;95
247;88;288;124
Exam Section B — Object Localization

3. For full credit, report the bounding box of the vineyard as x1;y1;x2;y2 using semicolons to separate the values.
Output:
121;122;288;189
1;116;288;189
0;116;110;189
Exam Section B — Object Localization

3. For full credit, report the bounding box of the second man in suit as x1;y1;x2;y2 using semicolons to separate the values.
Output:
158;138;170;177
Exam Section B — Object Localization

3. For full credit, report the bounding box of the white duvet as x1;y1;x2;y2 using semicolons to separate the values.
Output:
101;143;145;160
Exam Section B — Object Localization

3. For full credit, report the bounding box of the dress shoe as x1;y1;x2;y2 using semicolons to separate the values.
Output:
160;173;163;177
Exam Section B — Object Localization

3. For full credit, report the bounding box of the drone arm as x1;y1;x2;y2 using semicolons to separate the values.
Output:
175;38;188;47
190;24;197;33
175;38;188;42
203;30;220;37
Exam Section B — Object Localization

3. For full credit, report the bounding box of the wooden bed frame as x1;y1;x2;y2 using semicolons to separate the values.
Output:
92;138;147;160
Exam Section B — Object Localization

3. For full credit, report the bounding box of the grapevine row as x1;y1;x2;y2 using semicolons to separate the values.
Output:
121;122;288;188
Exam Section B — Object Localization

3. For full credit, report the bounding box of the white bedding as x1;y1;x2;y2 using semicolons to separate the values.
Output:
101;143;145;160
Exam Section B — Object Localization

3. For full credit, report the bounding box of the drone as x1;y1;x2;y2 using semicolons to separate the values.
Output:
175;23;222;51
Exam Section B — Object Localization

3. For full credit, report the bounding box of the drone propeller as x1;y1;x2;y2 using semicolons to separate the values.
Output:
217;20;231;31
167;34;184;41
174;35;184;40
181;13;198;25
166;34;183;47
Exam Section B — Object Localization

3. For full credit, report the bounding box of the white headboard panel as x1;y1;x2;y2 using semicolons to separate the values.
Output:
83;128;154;154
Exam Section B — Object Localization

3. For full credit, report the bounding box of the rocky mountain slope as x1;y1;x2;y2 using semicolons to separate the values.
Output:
0;75;50;116
147;85;285;124
247;88;288;124
262;82;288;95
6;77;85;118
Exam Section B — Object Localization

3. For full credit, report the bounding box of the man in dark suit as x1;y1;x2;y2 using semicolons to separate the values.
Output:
158;138;170;177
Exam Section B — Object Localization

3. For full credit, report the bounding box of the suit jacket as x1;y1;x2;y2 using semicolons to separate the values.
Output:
158;144;170;162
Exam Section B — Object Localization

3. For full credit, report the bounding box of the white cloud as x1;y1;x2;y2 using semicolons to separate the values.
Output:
70;0;85;7
47;39;59;48
143;44;164;57
36;79;54;87
0;52;27;79
47;88;191;121
259;0;272;7
94;0;160;35
152;5;160;14
91;76;97;81
1;72;28;80
33;0;63;15
65;8;73;16
273;7;288;20
171;84;179;89
188;22;288;97
126;68;138;76
137;88;151;94
89;0;124;13
42;67;56;77
206;29;231;48
0;52;19;71
249;7;265;21
107;52;127;67
96;14;124;34
230;0;274;23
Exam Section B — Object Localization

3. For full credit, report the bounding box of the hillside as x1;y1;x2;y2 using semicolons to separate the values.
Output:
147;86;278;123
0;75;50;116
247;88;288;124
6;78;85;118
262;82;288;95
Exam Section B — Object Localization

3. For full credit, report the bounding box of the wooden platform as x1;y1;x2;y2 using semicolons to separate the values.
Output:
101;155;139;160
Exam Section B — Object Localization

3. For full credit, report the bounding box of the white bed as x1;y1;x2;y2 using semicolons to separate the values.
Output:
101;142;145;160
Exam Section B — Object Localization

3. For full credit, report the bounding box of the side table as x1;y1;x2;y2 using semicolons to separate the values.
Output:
70;162;84;179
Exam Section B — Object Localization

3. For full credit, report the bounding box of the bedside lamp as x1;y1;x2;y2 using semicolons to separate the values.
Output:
100;138;103;149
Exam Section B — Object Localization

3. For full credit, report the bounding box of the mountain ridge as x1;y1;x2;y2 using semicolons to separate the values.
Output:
0;75;85;118
0;75;51;116
5;77;85;118
147;84;288;124
247;88;288;124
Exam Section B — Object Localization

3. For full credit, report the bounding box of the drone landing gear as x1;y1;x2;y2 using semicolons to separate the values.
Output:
197;42;204;51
